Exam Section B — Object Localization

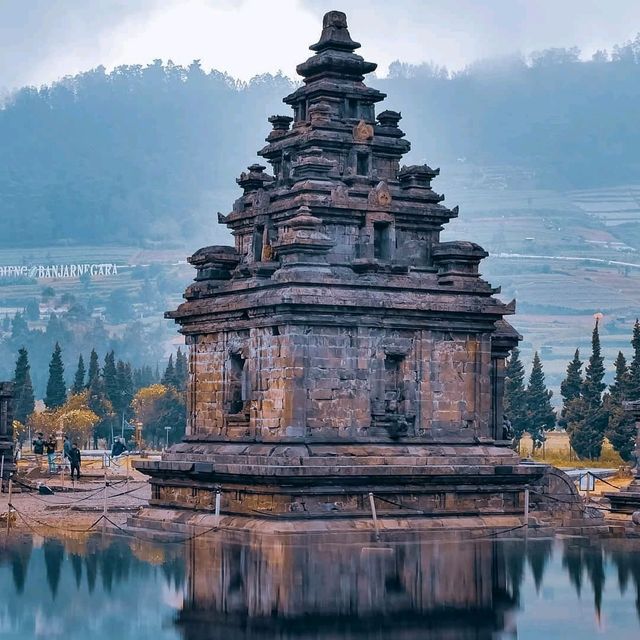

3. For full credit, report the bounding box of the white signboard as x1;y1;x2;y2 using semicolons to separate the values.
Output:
579;472;596;492
0;263;119;280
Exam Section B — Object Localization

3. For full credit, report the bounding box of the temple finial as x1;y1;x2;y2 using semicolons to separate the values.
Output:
310;11;360;53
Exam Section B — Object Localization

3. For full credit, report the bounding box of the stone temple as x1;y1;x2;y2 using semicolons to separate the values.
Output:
136;11;576;531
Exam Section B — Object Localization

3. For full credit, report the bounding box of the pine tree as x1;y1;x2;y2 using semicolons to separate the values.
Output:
582;320;606;408
561;349;583;403
606;351;636;461
175;348;188;391
72;354;86;394
162;354;176;387
116;360;134;417
559;349;583;428
567;321;608;459
504;347;528;442
87;349;100;387
103;351;119;409
525;352;556;448
629;319;640;400
609;351;630;403
13;348;35;424
44;342;67;409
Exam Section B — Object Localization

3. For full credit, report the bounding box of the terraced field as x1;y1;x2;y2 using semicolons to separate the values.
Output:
3;175;640;402
440;171;640;399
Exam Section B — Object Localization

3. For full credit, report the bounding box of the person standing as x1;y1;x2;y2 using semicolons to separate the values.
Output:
46;435;57;474
63;435;72;472
33;432;45;469
111;437;126;458
69;443;81;481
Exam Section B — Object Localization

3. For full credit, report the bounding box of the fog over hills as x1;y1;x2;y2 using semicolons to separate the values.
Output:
2;38;640;248
2;35;640;396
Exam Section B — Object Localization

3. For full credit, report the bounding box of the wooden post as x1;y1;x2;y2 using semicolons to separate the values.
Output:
103;468;108;532
524;486;530;527
368;492;380;541
6;477;12;535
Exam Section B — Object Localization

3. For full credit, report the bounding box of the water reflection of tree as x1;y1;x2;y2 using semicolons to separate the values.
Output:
607;542;640;622
562;543;584;596
559;539;638;621
10;537;33;594
43;539;65;599
584;547;605;619
502;540;526;602
526;539;554;593
70;553;83;588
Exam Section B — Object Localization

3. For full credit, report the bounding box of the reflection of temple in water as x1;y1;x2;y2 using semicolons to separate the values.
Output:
177;534;519;640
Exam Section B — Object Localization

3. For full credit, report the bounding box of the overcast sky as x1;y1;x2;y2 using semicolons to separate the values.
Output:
2;0;640;90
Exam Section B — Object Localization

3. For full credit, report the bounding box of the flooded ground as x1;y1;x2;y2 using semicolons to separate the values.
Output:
0;532;638;639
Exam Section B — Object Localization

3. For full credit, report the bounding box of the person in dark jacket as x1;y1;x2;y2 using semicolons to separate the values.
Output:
111;437;127;457
69;443;81;480
46;436;57;474
33;432;44;468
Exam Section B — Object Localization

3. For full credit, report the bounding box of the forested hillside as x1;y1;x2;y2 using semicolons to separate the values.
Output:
1;34;640;247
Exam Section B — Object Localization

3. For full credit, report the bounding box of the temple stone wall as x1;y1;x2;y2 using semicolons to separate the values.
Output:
323;222;360;263
187;327;492;441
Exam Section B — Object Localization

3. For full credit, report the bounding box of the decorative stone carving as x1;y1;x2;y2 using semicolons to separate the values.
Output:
368;181;392;206
353;119;374;141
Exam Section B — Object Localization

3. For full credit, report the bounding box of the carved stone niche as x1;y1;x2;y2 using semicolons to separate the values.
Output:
432;241;488;286
371;344;415;439
224;343;251;432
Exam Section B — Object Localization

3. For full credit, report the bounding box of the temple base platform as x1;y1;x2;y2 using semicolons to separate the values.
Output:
132;441;583;534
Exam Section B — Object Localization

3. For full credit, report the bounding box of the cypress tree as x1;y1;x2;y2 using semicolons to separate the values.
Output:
582;320;606;409
175;348;188;391
606;352;636;460
103;351;119;408
568;321;608;459
87;349;100;387
13;347;35;424
504;347;528;442
629;319;640;400
559;349;583;428
116;360;134;417
162;354;176;387
525;352;556;448
609;351;630;403
561;349;583;404
72;354;86;394
44;342;67;409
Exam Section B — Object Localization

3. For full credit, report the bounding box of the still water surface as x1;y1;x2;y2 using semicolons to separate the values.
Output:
0;533;639;639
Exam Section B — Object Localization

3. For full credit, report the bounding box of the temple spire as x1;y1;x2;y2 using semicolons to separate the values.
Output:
309;10;360;53
296;11;377;82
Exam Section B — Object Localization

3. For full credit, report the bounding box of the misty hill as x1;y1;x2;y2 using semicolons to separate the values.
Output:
1;35;640;248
